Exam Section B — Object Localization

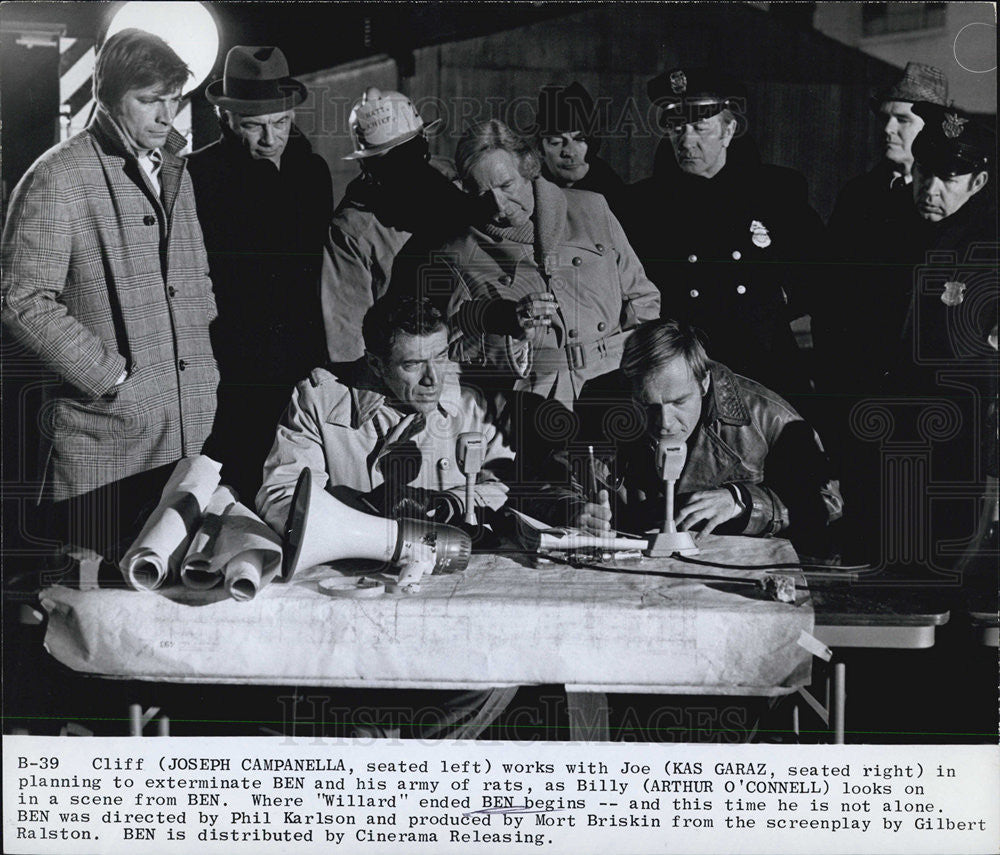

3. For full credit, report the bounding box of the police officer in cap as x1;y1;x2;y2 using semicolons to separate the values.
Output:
897;103;995;384
840;106;995;566
627;68;823;400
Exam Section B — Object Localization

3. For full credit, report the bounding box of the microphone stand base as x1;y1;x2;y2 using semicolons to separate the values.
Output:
644;530;699;557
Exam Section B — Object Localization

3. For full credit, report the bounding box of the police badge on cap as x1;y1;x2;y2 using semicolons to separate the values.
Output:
911;103;994;177
647;67;747;125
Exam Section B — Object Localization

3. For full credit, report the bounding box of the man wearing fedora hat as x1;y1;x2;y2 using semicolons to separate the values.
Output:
627;67;822;400
814;62;950;396
321;86;478;365
534;81;626;217
187;46;333;503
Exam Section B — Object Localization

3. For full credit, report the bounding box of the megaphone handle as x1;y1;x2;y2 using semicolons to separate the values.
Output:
464;473;476;525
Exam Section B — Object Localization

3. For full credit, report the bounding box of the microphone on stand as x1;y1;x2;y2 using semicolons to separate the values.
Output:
645;440;699;556
456;432;485;526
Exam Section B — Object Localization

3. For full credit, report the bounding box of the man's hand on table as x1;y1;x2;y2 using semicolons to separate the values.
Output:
365;483;463;524
575;489;612;535
675;488;742;537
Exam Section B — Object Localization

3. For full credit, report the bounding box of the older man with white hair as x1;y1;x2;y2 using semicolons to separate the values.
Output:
441;119;660;406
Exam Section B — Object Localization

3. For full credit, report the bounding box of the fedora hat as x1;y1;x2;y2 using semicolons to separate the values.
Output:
870;61;948;111
205;46;307;115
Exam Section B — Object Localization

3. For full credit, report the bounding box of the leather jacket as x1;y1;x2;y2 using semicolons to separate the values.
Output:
554;363;843;551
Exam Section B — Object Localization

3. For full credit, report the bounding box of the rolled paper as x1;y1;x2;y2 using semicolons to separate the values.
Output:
212;502;283;602
225;553;264;602
507;508;649;553
119;456;223;591
180;485;238;590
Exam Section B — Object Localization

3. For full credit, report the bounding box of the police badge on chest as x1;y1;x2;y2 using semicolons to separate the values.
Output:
941;281;966;306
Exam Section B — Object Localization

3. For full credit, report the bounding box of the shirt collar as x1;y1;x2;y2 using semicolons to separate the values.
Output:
92;107;187;160
889;171;913;189
349;370;463;429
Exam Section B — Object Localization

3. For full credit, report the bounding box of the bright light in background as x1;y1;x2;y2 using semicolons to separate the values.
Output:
106;1;220;93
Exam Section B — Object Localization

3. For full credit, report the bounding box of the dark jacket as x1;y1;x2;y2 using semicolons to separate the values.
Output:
549;363;843;554
812;162;920;394
187;124;332;385
626;146;823;397
894;187;997;388
817;166;997;396
187;124;333;501
1;110;218;500
322;162;477;364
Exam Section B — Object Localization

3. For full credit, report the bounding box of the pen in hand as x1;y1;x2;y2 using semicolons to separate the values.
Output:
587;445;599;502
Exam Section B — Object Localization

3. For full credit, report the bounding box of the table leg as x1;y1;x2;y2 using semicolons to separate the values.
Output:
566;690;610;741
832;663;846;744
128;703;163;736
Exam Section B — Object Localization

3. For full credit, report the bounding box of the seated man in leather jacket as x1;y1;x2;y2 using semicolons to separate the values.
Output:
563;319;843;555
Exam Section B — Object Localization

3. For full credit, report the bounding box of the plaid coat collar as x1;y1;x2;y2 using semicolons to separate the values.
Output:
90;108;188;216
91;108;187;159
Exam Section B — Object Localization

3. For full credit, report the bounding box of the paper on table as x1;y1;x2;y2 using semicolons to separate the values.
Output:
212;502;283;602
507;508;649;552
42;537;813;693
180;485;238;590
118;455;223;591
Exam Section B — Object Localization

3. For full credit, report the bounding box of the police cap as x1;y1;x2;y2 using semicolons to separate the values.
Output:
912;103;995;178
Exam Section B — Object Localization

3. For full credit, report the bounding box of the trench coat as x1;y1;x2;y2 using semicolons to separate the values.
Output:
1;110;219;500
256;365;516;534
442;177;660;405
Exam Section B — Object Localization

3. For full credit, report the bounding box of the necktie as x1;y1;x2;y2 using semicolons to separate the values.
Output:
889;173;907;192
148;149;163;196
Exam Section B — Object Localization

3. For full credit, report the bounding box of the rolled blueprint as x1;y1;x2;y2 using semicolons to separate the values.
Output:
213;502;283;602
179;485;238;590
118;456;223;591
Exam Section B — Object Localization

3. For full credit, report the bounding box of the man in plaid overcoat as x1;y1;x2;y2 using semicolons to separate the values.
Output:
1;29;219;503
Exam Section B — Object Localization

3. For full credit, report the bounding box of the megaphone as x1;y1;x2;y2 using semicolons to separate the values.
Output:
282;470;472;582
